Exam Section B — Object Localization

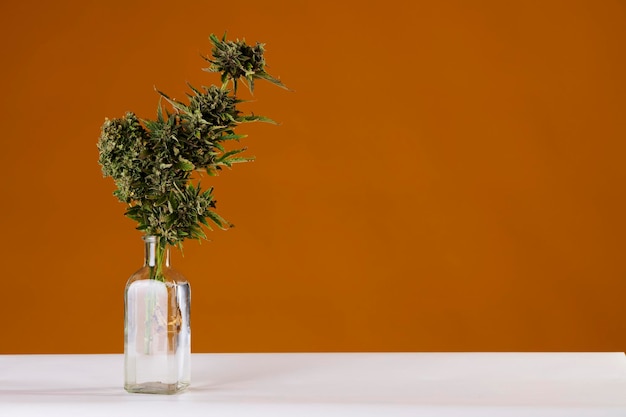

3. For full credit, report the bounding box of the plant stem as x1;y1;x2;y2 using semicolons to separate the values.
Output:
149;240;167;282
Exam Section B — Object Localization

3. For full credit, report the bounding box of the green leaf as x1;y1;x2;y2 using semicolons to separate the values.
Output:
155;88;190;113
177;157;195;171
255;71;291;91
216;147;247;162
157;99;164;122
219;133;248;141
224;156;255;164
209;33;221;47
238;114;278;124
214;142;225;152
186;82;204;96
205;210;230;230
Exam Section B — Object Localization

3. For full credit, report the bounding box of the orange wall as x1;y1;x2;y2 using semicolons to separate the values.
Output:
0;0;624;353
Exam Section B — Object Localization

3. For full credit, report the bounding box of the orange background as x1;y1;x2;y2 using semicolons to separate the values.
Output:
0;0;624;353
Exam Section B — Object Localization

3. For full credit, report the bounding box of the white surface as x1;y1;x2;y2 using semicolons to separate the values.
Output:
1;353;625;416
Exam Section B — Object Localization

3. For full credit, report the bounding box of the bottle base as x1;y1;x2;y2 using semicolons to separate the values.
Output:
124;381;190;395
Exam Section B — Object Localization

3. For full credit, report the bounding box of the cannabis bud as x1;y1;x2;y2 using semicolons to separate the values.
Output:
98;34;288;248
203;33;288;94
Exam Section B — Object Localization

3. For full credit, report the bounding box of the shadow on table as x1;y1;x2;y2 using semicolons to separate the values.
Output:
190;353;311;391
1;387;123;397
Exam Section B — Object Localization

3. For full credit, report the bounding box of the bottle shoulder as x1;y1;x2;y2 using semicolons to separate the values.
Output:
126;266;189;285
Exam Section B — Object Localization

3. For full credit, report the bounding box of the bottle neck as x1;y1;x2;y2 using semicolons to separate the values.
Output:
143;236;170;269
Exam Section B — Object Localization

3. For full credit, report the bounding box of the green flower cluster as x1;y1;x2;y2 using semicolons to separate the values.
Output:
98;34;287;249
203;33;288;94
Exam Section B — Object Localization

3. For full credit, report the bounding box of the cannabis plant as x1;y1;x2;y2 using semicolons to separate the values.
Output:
98;34;287;274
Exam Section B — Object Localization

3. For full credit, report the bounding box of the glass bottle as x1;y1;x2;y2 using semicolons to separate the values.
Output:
124;235;191;394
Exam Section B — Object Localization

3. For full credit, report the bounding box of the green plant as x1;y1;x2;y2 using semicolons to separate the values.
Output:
98;34;287;278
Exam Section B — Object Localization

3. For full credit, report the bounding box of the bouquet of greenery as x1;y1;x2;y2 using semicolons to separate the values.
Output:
98;34;287;273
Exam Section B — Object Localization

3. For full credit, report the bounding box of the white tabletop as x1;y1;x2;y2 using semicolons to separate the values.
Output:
1;353;625;416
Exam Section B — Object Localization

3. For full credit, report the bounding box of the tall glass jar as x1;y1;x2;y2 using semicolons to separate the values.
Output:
124;235;191;394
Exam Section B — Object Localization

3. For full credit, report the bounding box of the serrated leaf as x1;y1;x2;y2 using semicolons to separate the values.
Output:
216;147;247;162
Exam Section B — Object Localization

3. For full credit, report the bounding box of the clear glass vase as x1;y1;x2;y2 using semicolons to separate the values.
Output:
124;235;191;394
